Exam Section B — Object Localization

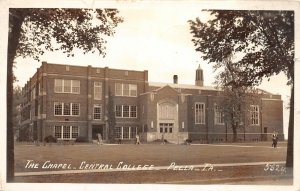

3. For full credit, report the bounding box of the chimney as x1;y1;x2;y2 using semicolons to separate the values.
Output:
173;75;178;84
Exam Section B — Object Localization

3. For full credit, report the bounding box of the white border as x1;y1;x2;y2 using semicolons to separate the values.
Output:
0;1;299;191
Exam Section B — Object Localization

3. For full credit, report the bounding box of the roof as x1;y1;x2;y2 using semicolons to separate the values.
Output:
148;82;219;91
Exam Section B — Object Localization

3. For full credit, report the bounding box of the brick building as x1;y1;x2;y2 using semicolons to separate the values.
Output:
19;62;284;143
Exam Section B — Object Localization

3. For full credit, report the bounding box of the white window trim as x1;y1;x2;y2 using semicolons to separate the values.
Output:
54;79;80;94
115;126;137;139
54;125;79;140
115;105;137;118
195;102;205;124
54;102;80;116
250;105;260;126
38;83;41;96
115;83;137;97
214;104;225;125
94;82;102;100
93;104;102;120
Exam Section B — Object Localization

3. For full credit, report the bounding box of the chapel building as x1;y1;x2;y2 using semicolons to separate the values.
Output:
19;62;284;143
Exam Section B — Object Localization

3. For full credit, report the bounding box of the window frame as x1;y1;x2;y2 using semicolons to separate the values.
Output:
250;105;260;126
114;126;137;140
54;102;80;116
93;104;102;120
115;105;138;118
54;125;79;140
94;82;102;100
214;104;224;125
195;102;205;124
54;79;80;94
114;83;137;97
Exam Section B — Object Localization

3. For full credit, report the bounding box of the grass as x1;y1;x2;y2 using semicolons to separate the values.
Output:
13;141;292;184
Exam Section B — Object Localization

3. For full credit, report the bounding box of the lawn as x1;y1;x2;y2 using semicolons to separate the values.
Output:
13;142;292;184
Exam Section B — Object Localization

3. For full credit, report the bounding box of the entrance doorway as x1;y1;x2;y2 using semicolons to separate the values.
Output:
92;125;104;140
159;123;174;134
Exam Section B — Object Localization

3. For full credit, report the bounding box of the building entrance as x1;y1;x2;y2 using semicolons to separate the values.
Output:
157;101;178;142
92;125;104;140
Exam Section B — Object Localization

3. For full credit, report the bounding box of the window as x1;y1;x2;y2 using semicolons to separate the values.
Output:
72;103;80;116
114;126;137;139
54;126;62;138
64;103;71;115
54;79;80;94
54;102;63;115
31;86;36;100
123;84;130;96
130;84;137;96
123;105;130;117
93;104;101;120
250;105;259;125
115;83;122;96
63;126;70;139
54;126;79;140
54;102;80;116
115;105;122;117
64;80;71;93
123;127;130;139
130;127;137;138
38;83;41;95
115;105;138;118
54;79;63;92
72;80;80;94
159;123;173;133
130;106;137;118
214;105;224;124
115;83;137;97
71;126;79;139
115;127;122;138
195;103;205;124
94;82;102;100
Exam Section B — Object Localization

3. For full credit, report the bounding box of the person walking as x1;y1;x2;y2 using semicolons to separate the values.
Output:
272;131;278;148
97;133;103;145
161;133;165;144
135;134;140;145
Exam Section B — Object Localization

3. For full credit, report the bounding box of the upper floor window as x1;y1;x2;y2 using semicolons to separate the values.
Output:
195;102;205;124
93;104;102;120
54;79;80;94
115;105;137;118
94;82;102;100
31;86;36;100
214;104;224;125
54;102;80;116
38;83;41;95
250;105;259;125
115;83;137;97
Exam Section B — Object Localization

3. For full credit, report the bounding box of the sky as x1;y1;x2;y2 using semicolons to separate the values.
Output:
13;7;291;139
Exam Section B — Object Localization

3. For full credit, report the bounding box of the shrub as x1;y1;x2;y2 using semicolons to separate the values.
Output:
44;135;57;143
185;138;192;144
75;136;88;142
